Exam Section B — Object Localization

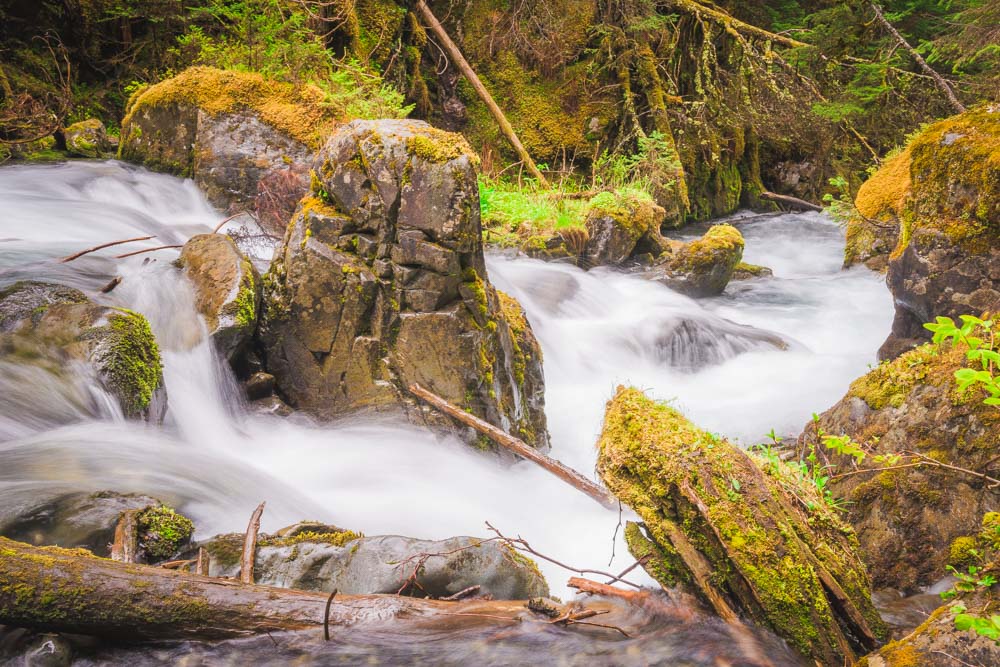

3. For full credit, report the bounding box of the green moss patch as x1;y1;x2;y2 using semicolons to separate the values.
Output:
137;506;194;561
92;310;163;416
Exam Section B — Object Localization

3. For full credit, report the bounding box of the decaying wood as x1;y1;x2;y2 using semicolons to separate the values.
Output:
0;537;623;641
60;236;154;263
99;276;122;293
413;0;549;188
409;384;617;509
115;244;183;259
441;585;481;601
195;547;209;576
109;510;139;564
869;2;966;114
666;0;807;49
240;502;265;584
760;191;823;212
568;577;650;604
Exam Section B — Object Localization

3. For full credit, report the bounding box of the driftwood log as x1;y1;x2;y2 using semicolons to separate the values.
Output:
409;383;617;509
0;537;619;641
759;191;823;212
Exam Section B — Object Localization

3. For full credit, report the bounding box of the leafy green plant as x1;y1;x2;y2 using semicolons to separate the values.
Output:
925;315;1000;406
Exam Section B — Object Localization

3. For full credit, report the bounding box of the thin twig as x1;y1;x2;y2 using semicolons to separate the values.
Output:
440;585;481;601
60;236;154;263
212;212;249;234
323;589;338;641
485;522;641;589
115;244;183;259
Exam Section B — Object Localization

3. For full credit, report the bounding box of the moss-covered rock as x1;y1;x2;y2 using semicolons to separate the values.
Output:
177;234;260;365
801;328;1000;591
581;191;667;266
136;505;194;561
845;106;1000;358
64;118;109;158
597;386;886;664
261;120;548;449
731;261;773;280
118;66;332;210
0;281;165;419
644;224;744;297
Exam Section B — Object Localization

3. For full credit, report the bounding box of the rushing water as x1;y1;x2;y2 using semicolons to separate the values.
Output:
0;161;894;663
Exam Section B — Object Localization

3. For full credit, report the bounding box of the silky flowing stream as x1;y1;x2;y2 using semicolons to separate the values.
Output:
0;161;894;663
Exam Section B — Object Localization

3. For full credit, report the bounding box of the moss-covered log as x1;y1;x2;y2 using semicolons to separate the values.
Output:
595;386;887;664
0;537;606;640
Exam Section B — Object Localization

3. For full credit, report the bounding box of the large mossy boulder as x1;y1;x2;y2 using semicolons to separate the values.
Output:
801;329;1000;592
261;119;548;449
596;386;886;664
581;191;668;266
0;281;165;420
177;234;260;364
64;119;109;158
644;224;744;297
844;106;1000;359
199;529;548;599
119;67;337;211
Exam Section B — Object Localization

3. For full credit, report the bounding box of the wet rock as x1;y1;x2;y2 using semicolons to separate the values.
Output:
244;371;275;400
644;224;744;297
135;505;194;561
261;119;548;449
860;515;1000;666
597;386;886;664
801;330;1000;592
841;106;1000;357
63;119;109;158
731;261;773;280
0;630;73;667
582;192;667;266
177;234;260;364
650;317;787;371
0;281;165;419
119;67;338;212
249;395;292;416
200;531;549;600
0;491;159;556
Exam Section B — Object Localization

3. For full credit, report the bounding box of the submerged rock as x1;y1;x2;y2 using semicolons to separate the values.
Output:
644;224;744;297
0;281;165;419
581;191;667;266
0;491;159;557
844;106;1000;358
596;386;886;664
261;119;548;449
177;234;260;364
802;330;1000;592
199;529;549;600
63;119;109;158
118;67;336;212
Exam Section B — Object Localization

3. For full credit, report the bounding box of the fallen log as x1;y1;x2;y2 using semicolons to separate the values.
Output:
409;383;617;509
413;0;549;188
759;191;823;212
0;537;615;641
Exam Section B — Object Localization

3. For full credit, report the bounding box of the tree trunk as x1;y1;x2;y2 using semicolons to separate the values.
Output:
760;191;823;212
412;0;549;187
0;537;615;641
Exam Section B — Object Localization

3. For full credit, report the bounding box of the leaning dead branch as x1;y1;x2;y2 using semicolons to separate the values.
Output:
240;502;265;584
760;191;823;213
60;236;154;263
408;383;617;509
109;510;139;563
115;244;183;259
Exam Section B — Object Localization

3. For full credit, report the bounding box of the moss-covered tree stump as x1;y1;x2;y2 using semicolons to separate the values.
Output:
596;386;887;664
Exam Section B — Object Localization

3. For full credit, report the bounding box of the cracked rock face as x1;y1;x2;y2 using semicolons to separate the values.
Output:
260;120;548;449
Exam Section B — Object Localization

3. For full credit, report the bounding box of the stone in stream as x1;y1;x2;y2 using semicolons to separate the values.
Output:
0;281;165;420
581;191;669;266
643;224;745;297
118;66;339;220
842;105;999;359
63;118;110;158
800;325;1000;592
176;234;261;366
730;261;773;280
596;386;886;665
197;529;549;600
260;119;548;450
